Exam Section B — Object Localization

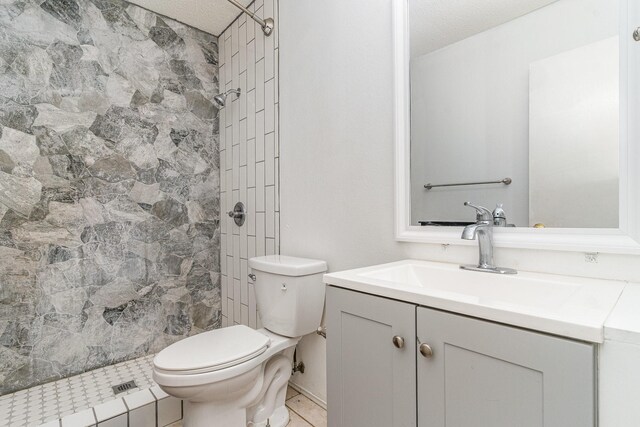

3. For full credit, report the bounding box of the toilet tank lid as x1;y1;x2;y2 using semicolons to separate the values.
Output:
249;255;327;276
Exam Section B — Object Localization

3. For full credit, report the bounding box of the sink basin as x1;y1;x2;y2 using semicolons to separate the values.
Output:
358;263;579;311
324;260;627;342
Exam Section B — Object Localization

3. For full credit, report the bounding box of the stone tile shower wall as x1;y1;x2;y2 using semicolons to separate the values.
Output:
0;0;221;394
219;0;279;328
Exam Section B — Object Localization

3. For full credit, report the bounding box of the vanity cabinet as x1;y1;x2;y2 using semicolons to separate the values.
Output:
326;286;417;427
327;286;596;427
417;307;595;427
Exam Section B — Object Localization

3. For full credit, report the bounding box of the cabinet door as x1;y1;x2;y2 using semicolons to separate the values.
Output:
417;307;595;427
327;286;417;427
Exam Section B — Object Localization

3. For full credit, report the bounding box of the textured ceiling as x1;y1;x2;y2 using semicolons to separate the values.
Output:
410;0;559;58
126;0;252;36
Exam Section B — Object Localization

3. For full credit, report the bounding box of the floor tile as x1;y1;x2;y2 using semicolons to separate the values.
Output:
16;377;322;427
122;389;155;410
285;386;299;400
93;398;127;422
286;410;313;427
1;354;156;426
60;408;96;427
286;394;327;427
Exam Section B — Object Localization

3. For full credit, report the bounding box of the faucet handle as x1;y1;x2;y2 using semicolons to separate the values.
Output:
464;202;492;221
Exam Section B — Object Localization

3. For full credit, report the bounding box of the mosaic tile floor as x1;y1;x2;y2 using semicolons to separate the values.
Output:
0;355;156;426
0;356;326;427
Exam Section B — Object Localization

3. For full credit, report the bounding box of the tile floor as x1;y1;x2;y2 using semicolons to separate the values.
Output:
0;351;324;427
0;355;163;426
284;387;327;427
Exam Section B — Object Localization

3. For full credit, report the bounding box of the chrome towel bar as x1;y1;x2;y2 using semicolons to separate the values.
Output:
424;177;512;190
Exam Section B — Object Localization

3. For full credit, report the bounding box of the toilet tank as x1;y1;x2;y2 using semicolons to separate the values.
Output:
248;255;327;337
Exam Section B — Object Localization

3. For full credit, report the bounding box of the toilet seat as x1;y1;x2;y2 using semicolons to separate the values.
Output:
153;328;300;388
154;325;270;375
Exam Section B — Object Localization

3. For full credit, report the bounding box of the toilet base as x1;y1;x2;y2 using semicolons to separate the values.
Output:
181;403;290;427
250;405;290;427
183;400;246;427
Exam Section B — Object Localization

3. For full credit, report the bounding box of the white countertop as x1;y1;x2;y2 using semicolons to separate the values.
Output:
324;259;630;343
604;284;640;345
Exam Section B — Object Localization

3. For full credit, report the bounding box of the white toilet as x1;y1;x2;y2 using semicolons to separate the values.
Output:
152;255;327;427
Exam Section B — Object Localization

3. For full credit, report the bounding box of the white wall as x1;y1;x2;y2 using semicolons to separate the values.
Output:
409;0;557;58
279;0;407;404
279;0;640;405
126;0;249;36
410;0;617;226
219;0;280;329
529;37;619;228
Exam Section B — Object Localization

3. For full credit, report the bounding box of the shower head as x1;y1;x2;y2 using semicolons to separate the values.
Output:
213;94;225;109
213;88;241;109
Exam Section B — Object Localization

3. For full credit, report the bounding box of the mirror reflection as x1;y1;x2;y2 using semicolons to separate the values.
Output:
409;0;620;228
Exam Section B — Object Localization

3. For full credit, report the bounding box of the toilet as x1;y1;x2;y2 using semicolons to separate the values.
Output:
152;255;327;427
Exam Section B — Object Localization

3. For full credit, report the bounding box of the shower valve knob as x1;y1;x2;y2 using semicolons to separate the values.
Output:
227;202;246;226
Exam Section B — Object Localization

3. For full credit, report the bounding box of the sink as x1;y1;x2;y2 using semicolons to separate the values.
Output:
358;263;579;311
324;260;627;342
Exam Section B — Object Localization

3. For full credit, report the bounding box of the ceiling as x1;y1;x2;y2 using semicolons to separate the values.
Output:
126;0;252;37
410;0;558;58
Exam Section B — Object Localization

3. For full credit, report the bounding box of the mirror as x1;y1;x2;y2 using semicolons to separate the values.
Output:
408;0;620;229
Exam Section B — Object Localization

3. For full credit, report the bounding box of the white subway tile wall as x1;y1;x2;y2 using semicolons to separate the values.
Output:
0;355;182;427
220;0;280;329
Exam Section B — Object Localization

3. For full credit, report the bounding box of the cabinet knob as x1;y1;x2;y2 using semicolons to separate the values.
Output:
419;343;433;358
392;335;405;349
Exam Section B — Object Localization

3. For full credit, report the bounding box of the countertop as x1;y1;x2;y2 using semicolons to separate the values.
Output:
604;284;640;345
324;259;631;343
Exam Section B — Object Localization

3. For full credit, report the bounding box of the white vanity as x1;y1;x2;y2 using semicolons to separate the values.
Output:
324;260;637;427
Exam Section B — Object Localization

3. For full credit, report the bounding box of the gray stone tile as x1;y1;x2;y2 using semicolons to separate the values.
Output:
0;0;220;395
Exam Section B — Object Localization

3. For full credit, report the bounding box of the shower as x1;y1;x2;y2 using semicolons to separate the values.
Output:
213;88;241;109
225;0;274;36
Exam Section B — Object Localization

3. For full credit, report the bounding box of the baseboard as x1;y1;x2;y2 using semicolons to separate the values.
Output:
287;381;327;410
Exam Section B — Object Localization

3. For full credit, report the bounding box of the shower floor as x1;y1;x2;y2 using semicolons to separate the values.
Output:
0;354;182;427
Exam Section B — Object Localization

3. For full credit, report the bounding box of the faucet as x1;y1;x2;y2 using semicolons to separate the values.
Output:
492;203;507;227
460;202;517;274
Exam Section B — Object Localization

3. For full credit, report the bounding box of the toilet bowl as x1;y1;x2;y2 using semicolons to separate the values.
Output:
153;255;327;427
154;327;298;427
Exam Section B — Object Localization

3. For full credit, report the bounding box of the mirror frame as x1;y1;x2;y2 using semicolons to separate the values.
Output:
393;0;640;254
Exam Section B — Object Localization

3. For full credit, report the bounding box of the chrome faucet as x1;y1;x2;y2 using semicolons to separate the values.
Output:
492;203;507;227
460;202;517;274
